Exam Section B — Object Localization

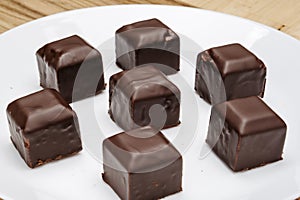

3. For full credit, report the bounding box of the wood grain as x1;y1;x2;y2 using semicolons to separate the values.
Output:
0;0;299;39
0;0;186;33
179;0;300;40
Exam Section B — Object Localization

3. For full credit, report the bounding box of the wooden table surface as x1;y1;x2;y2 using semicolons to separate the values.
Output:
0;0;299;40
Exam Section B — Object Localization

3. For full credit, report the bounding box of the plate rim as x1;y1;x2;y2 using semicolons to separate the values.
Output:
0;4;299;44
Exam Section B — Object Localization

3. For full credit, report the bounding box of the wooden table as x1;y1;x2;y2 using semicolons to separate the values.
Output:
0;0;299;40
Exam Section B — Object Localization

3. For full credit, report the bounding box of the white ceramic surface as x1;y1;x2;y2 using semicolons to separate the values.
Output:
0;5;299;200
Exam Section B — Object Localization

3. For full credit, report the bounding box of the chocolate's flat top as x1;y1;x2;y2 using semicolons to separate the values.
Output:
116;18;178;49
208;43;265;76
214;96;286;135
110;65;180;101
7;89;75;133
103;126;181;172
36;35;100;70
117;18;169;31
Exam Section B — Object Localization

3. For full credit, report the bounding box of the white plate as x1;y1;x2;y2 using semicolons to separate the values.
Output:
0;5;300;200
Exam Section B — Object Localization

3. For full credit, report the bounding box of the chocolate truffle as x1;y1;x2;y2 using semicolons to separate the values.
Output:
6;89;82;168
36;35;105;103
195;43;266;105
102;126;182;200
206;96;286;171
109;66;180;131
115;18;180;75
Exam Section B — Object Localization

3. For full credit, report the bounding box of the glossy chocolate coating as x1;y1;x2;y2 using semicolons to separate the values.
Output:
109;66;180;131
116;18;180;75
6;89;82;168
36;35;105;103
195;43;266;105
102;126;182;200
206;96;286;171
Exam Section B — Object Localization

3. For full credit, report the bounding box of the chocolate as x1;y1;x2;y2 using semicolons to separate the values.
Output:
109;65;180;131
115;18;180;75
195;43;266;105
102;126;182;200
36;35;105;103
206;96;286;171
6;89;82;168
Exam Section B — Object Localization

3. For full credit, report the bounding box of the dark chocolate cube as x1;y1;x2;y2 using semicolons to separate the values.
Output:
6;89;82;168
206;96;286;171
36;35;105;103
116;18;180;75
102;126;182;200
109;66;180;131
195;43;266;105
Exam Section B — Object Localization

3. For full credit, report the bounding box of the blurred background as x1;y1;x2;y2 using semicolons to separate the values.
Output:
0;0;299;39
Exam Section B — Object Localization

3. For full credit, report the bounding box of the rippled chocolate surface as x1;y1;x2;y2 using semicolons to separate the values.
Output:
206;96;286;171
195;43;266;105
116;18;180;75
109;66;180;131
36;35;105;103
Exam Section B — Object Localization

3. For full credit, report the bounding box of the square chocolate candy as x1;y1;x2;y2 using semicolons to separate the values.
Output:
115;18;180;75
109;65;180;131
195;43;266;105
6;89;82;168
206;96;287;171
102;126;182;200
36;35;105;103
